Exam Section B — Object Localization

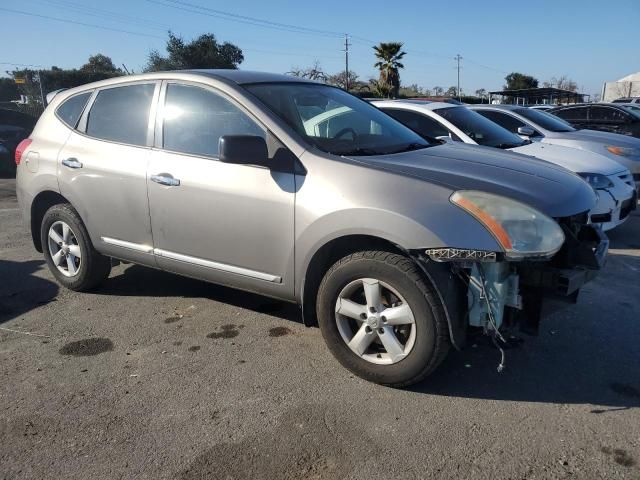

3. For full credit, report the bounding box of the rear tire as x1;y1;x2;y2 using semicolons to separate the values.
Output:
317;250;450;387
40;203;111;291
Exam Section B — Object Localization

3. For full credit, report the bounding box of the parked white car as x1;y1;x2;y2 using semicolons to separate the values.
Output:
469;104;640;188
374;100;637;231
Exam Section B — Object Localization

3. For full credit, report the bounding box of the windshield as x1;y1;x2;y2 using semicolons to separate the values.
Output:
434;106;526;149
514;107;576;132
244;83;431;156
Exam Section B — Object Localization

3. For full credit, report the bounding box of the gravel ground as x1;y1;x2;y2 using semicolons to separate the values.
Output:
1;177;639;479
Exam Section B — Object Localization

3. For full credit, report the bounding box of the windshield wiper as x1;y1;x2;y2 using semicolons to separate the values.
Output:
339;147;382;156
389;142;431;154
495;143;519;149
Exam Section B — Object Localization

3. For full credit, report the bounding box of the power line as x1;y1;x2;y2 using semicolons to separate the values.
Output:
144;0;344;38
0;7;164;39
30;0;172;31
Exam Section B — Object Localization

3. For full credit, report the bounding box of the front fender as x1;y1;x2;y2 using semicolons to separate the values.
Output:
294;204;501;300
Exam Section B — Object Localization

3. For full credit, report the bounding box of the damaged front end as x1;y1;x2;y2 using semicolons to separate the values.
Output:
415;210;608;371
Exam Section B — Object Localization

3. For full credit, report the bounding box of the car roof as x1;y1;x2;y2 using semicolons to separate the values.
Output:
182;69;315;85
372;99;457;111
469;104;521;110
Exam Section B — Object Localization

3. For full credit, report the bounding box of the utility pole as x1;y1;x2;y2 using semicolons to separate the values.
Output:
343;34;351;91
454;54;462;100
37;70;45;107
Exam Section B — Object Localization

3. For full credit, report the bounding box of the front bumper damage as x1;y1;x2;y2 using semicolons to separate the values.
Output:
419;213;609;343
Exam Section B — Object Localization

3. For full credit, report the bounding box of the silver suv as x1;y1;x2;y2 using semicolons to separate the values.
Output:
16;71;607;386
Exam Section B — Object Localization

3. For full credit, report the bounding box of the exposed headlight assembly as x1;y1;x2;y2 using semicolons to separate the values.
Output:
450;190;565;260
606;146;640;159
577;172;614;189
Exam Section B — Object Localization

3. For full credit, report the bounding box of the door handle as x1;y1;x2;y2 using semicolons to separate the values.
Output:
150;174;180;186
62;157;83;169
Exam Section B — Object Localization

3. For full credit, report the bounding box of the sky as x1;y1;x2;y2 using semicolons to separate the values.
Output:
1;0;638;97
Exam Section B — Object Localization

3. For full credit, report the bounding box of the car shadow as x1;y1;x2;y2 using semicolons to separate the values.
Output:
96;264;301;323
0;259;59;324
410;251;640;409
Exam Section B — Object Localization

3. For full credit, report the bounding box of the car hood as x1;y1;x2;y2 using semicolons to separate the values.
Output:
346;142;596;218
554;129;640;148
509;142;625;175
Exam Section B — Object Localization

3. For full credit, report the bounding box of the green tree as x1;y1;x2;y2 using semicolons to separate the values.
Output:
0;78;20;102
327;70;360;90
373;42;406;98
504;72;539;90
80;54;120;73
146;32;243;72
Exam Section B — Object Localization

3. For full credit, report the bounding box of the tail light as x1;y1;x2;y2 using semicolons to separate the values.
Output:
15;138;32;165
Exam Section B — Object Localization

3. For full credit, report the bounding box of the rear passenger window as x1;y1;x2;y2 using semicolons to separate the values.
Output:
56;92;92;129
590;107;629;122
162;84;264;157
554;107;588;121
477;111;525;133
86;83;155;146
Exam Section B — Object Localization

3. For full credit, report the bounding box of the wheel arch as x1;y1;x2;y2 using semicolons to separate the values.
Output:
30;190;72;252
299;234;467;350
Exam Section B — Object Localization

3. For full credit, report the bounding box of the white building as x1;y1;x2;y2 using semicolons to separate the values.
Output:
602;72;640;102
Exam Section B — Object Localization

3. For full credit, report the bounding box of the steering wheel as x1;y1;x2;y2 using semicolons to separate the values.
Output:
334;127;358;140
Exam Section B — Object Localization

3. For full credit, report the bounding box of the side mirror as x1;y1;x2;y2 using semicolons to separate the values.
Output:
436;135;453;144
219;135;269;167
517;126;536;137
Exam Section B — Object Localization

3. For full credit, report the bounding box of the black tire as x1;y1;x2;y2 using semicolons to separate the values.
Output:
317;251;450;387
40;203;111;291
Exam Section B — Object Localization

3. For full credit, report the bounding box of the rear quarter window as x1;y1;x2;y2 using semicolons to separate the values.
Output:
55;92;92;129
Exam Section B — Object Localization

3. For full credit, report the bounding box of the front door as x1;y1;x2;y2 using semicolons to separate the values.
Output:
147;82;296;298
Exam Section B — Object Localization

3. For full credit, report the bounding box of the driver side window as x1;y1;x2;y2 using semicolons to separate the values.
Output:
162;83;265;158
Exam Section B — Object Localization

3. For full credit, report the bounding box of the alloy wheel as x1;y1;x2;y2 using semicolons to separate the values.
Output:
335;278;416;365
47;220;82;277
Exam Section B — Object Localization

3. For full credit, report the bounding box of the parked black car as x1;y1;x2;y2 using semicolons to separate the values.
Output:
0;109;36;177
550;103;640;138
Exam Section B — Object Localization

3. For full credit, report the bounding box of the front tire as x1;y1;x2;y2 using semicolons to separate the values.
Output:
317;251;450;387
40;203;111;291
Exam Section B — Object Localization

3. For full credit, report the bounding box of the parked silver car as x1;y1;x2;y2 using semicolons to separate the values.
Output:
16;71;607;386
470;104;640;187
375;100;636;231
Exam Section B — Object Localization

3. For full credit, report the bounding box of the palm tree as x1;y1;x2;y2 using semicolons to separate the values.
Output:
373;42;406;98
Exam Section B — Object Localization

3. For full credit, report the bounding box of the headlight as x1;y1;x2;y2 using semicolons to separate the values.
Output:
450;190;565;260
606;146;640;158
577;172;614;189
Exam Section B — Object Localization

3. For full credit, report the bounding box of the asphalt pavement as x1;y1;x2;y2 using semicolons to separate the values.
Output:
1;178;639;479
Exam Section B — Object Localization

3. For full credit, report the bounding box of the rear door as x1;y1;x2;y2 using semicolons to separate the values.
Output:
57;81;159;267
147;81;295;298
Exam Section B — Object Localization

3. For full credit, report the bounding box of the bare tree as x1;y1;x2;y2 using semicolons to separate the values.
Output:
433;86;443;96
287;60;327;82
543;76;578;92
